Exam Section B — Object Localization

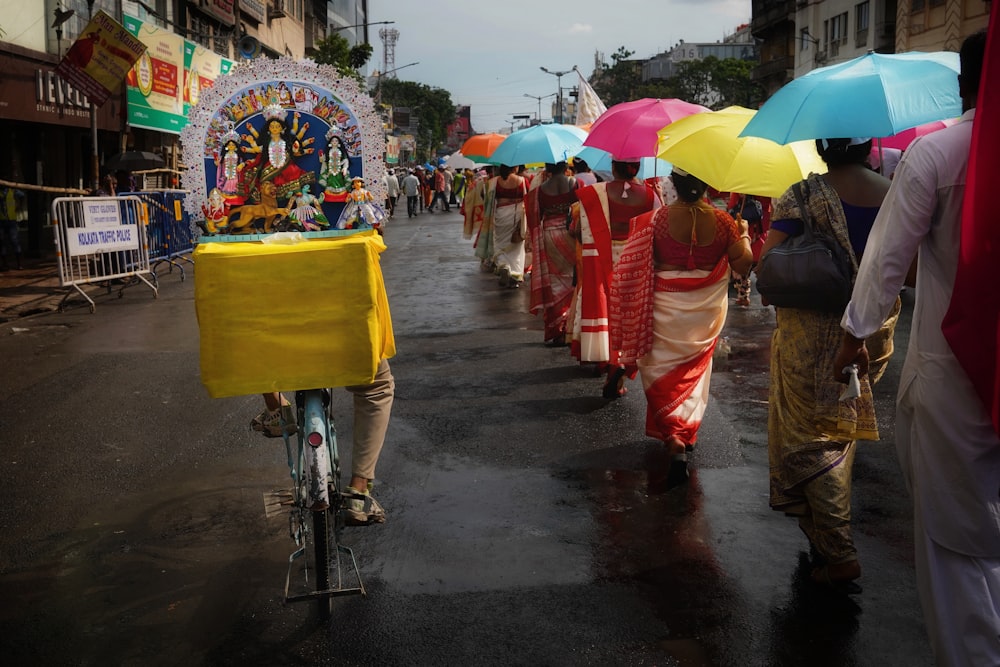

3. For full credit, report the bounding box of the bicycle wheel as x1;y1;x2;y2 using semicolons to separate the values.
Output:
298;389;336;619
312;506;333;619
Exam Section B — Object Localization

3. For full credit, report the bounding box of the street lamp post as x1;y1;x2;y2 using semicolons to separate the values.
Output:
329;20;394;43
523;93;556;123
86;0;99;192
540;67;571;123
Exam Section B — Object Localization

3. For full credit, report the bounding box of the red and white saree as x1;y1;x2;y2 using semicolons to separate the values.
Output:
612;210;730;446
575;182;660;363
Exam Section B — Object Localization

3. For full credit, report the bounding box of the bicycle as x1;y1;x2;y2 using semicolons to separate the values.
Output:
271;388;366;618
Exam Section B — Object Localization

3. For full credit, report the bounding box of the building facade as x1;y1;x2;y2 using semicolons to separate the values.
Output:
0;0;370;256
643;24;759;83
751;0;989;95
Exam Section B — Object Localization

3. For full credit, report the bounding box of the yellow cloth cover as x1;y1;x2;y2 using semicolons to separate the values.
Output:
194;231;395;398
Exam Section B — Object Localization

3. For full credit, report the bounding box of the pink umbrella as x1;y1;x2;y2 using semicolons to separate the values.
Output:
879;117;959;150
583;98;710;159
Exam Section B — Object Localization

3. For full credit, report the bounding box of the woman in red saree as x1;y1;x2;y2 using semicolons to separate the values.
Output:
612;168;753;483
574;160;661;398
524;162;580;346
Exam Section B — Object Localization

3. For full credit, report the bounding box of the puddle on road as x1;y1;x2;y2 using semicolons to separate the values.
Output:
370;455;594;594
0;475;293;664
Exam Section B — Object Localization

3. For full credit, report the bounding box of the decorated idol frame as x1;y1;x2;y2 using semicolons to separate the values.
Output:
181;57;387;237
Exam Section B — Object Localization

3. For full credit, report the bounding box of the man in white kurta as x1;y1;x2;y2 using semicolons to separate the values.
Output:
833;32;999;666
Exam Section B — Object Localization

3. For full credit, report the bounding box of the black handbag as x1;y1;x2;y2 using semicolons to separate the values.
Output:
755;182;853;312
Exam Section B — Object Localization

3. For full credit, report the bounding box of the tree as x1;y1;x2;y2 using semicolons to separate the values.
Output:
591;47;642;106
590;49;764;111
379;79;456;162
312;33;373;83
669;56;764;110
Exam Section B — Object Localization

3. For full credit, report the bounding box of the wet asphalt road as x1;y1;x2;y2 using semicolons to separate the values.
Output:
0;206;932;666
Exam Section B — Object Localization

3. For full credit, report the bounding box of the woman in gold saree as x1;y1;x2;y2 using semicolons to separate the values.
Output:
761;138;899;593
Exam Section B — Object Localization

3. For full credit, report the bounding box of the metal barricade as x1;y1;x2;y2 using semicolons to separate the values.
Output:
122;190;194;281
51;196;158;312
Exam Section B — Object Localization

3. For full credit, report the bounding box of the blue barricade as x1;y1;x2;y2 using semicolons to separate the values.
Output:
121;190;194;281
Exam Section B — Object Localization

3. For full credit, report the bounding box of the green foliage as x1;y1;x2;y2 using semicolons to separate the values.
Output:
591;47;641;106
349;43;374;71
379;79;456;162
591;49;763;111
312;33;372;84
669;56;764;109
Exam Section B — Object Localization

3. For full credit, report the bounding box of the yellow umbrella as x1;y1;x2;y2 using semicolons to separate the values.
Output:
656;106;827;198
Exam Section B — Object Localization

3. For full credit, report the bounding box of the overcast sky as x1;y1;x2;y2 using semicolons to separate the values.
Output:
367;0;752;133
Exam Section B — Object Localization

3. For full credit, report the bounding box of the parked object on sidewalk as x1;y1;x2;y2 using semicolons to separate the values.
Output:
104;150;166;173
0;185;25;271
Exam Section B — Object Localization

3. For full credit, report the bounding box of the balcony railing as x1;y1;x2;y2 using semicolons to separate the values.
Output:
751;0;798;34
753;55;795;80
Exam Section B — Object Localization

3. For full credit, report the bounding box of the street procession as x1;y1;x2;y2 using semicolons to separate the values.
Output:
0;1;997;665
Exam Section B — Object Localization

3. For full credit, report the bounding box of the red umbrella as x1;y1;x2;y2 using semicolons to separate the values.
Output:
460;133;507;162
583;98;710;159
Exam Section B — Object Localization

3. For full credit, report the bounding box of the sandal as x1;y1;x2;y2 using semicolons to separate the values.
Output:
811;561;862;595
544;334;568;348
602;366;627;399
662;436;690;488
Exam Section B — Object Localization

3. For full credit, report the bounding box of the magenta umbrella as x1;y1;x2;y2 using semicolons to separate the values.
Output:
583;97;710;159
879;117;960;150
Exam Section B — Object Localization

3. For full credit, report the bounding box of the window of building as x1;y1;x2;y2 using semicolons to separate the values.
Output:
190;12;211;49
912;0;926;10
213;33;230;58
830;12;849;44
856;2;870;31
800;27;812;51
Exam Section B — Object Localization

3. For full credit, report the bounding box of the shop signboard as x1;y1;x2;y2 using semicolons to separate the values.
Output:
54;9;147;107
122;14;234;135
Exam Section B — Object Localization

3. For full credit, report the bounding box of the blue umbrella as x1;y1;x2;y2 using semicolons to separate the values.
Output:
489;124;587;166
740;50;961;144
573;146;672;180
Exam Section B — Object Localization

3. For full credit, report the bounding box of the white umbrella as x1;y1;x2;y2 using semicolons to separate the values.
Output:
445;152;477;170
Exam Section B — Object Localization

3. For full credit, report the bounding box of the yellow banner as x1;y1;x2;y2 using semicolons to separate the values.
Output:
55;9;147;106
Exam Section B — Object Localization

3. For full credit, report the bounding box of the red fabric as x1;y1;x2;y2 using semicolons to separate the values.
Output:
653;257;729;293
942;12;1000;437
524;188;577;337
577;186;614;294
644;341;716;444
652;207;738;267
610;210;656;362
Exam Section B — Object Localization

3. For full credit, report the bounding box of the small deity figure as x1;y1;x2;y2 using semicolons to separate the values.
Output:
318;126;351;199
289;185;330;231
200;187;229;234
277;82;293;106
214;123;246;205
336;177;387;230
241;99;315;202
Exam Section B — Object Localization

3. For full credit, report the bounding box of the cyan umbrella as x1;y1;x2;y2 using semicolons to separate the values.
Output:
489;124;587;166
572;146;672;180
740;50;962;144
